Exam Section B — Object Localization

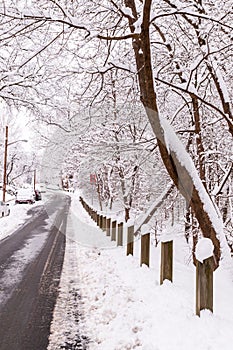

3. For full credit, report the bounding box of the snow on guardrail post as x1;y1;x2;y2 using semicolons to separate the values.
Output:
111;219;117;241
160;239;173;285
117;222;123;246
195;238;214;316
140;224;150;267
126;220;134;256
106;217;111;236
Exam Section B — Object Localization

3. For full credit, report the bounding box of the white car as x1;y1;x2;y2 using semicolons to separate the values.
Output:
37;183;46;193
0;201;10;217
15;188;35;204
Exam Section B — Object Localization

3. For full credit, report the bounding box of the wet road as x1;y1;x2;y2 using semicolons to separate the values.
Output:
0;193;71;350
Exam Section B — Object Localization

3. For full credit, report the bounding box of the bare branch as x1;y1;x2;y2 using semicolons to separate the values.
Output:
155;76;233;135
18;31;64;69
97;33;139;41
150;10;233;31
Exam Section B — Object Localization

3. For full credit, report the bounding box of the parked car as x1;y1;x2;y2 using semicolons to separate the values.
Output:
15;188;35;204
34;189;42;201
36;183;46;193
0;201;10;217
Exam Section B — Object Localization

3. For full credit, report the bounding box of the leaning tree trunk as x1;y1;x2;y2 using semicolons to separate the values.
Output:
124;0;222;269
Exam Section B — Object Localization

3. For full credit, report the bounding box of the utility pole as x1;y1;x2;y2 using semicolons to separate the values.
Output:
34;169;36;191
2;127;28;202
3;125;8;202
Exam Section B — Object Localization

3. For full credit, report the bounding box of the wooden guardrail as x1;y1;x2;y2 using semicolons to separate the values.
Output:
79;196;214;317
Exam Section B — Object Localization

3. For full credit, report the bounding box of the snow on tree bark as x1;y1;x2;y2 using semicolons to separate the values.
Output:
124;0;231;268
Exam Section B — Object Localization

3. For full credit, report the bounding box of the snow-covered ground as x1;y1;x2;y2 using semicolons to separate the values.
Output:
0;190;48;241
48;192;233;350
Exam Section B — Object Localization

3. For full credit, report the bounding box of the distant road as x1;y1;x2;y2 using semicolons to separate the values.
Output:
0;193;71;350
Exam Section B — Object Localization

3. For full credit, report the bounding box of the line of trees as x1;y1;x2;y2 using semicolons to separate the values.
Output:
0;0;232;267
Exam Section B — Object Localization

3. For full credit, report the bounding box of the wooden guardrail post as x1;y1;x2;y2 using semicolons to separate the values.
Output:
117;222;123;246
102;216;106;232
140;224;150;267
196;257;214;316
111;219;117;241
79;197;83;206
126;224;134;256
93;210;97;223
106;218;111;236
99;214;103;230
195;239;214;316
160;240;173;284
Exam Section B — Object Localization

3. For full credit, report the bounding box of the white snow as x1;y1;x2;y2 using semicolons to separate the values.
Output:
141;223;150;235
0;197;31;241
0;191;50;241
159;115;231;264
122;7;134;18
126;218;135;227
133;16;142;34
160;224;176;243
134;182;174;233
195;238;214;263
48;191;233;350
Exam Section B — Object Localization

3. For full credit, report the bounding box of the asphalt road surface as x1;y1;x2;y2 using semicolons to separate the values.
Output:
0;193;71;350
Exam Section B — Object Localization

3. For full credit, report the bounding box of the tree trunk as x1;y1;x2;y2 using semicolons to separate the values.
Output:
96;179;103;211
192;97;206;187
125;207;130;222
125;0;221;268
185;205;191;244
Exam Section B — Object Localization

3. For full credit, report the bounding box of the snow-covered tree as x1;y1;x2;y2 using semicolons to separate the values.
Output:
0;0;232;266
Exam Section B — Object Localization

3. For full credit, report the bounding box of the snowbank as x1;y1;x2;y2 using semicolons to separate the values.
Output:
48;191;233;350
0;192;49;241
